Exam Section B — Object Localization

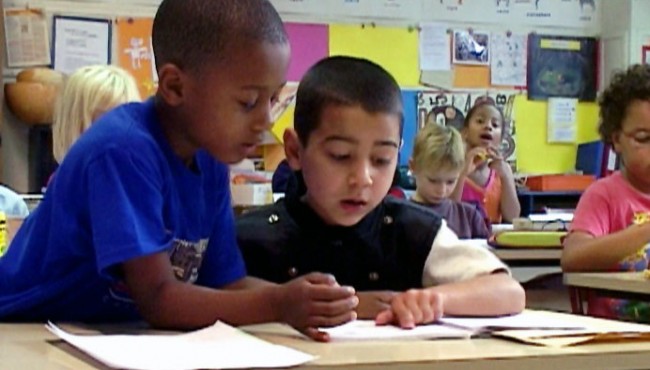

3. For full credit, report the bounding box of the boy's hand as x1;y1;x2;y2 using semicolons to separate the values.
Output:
356;291;397;319
374;289;444;329
276;272;358;342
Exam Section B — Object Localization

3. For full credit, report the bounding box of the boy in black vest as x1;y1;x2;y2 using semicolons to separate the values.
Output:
237;56;524;329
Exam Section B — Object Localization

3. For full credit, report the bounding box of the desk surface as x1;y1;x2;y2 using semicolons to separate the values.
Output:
4;311;650;370
492;247;562;261
564;272;650;295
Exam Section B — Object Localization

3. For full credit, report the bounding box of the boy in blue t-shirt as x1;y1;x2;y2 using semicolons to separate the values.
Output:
0;0;357;342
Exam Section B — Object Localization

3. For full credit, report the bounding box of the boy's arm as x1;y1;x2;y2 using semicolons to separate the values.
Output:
375;221;524;328
562;225;650;271
376;273;524;328
122;252;358;341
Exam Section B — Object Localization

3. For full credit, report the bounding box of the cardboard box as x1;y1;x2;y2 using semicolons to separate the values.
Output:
230;183;273;206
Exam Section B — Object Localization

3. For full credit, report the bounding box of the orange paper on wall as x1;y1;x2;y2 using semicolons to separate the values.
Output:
115;18;156;98
453;65;491;88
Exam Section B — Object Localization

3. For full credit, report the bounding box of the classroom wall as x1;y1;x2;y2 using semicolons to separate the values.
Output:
1;0;609;191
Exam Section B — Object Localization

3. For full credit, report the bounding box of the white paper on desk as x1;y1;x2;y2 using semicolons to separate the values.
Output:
440;311;585;332
321;320;472;341
46;321;314;370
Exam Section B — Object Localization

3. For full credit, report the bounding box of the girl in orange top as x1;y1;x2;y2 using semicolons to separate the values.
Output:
451;101;520;223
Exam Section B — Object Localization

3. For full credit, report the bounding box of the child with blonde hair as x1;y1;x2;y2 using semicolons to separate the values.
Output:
52;65;141;163
410;121;489;239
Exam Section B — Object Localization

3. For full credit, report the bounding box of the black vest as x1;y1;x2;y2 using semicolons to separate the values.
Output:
236;195;443;291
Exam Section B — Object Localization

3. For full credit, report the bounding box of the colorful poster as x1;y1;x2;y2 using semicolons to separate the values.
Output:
416;90;518;166
527;34;598;102
491;33;527;87
115;17;156;98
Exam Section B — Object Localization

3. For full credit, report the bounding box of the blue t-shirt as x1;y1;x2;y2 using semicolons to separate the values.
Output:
0;99;246;322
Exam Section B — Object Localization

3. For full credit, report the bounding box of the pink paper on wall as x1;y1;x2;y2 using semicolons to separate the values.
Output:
285;23;328;82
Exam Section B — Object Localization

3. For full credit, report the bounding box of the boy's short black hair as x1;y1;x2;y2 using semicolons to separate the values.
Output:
599;64;650;145
152;0;287;72
294;56;403;145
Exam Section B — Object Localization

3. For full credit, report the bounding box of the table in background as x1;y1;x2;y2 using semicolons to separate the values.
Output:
564;272;650;314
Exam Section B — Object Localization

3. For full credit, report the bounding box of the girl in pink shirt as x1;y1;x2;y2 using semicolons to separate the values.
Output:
451;101;520;223
563;64;650;323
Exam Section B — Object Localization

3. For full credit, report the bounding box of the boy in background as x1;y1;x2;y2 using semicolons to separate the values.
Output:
0;0;357;342
410;122;489;239
238;56;524;328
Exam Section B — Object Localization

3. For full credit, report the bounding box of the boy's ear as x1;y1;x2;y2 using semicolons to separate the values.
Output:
156;64;185;106
283;129;303;171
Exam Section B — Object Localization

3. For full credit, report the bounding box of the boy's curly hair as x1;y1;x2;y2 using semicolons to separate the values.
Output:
599;64;650;145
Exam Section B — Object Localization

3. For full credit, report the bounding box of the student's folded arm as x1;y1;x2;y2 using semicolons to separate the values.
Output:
421;222;525;316
122;252;282;330
562;225;650;272
122;252;358;340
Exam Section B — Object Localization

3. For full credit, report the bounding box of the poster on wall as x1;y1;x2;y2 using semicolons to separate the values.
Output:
491;33;527;87
527;34;598;102
452;30;490;65
4;7;51;67
416;90;518;167
423;0;599;30
52;16;111;75
116;17;156;98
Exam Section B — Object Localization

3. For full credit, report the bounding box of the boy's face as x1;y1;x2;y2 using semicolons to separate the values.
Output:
176;41;290;164
411;165;460;204
613;99;650;192
285;105;401;226
463;105;503;149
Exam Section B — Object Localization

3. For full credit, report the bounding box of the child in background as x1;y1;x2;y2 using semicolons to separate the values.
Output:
237;56;524;328
410;122;489;239
451;101;520;223
52;65;141;163
562;64;650;322
0;0;357;342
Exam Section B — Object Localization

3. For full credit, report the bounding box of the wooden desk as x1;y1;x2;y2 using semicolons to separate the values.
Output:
564;272;650;314
493;248;562;261
5;311;650;370
492;247;562;283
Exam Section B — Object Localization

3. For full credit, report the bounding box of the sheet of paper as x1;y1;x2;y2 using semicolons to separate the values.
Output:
419;23;451;71
440;311;585;332
53;16;111;75
47;321;314;370
529;213;574;223
321;320;471;341
491;33;527;86
4;8;51;67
